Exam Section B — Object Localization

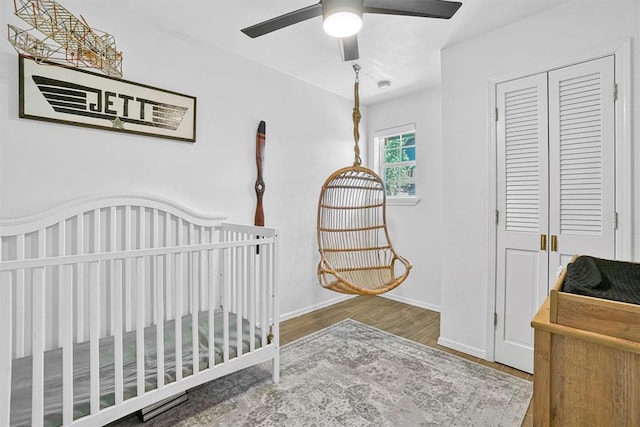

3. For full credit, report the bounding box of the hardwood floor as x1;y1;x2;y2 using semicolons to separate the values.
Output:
279;295;533;427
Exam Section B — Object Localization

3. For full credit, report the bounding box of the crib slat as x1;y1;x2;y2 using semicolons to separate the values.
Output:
136;207;146;398
31;232;46;425
38;227;45;256
267;242;274;334
114;260;124;405
271;236;280;382
89;261;100;415
208;249;215;367
199;248;206;352
191;252;199;375
165;213;172;248
94;209;101;253
162;216;172;380
124;206;132;332
16;234;25;357
89;210;101;414
260;242;267;347
175;219;184;381
199;227;206;312
136;256;145;398
61;265;74;425
165;213;172;320
39;228;52;353
231;232;237;310
134;206;147;397
110;207;117;335
152;209;160;363
139;203;146;329
190;224;199;375
76;213;85;342
218;243;224;311
236;245;243;357
248;245;255;353
138;207;145;252
156;255;165;389
175;251;183;381
57;221;66;348
31;267;46;427
152;209;158;323
223;245;230;363
0;271;13;427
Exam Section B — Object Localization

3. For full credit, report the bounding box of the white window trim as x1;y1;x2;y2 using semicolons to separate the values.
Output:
373;123;421;205
387;196;421;206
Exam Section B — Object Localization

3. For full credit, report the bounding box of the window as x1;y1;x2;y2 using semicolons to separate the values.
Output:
374;124;418;203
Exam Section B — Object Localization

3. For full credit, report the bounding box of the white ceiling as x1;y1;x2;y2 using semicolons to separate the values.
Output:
119;0;570;105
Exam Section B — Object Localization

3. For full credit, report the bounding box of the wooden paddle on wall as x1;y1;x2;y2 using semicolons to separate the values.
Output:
254;121;266;227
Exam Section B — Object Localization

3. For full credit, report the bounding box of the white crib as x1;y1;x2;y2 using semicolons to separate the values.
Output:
0;194;279;426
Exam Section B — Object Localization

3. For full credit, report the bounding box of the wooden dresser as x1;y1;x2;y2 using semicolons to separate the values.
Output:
531;260;640;426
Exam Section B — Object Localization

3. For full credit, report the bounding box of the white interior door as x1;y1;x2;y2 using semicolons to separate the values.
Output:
548;55;616;282
494;56;616;374
495;74;549;374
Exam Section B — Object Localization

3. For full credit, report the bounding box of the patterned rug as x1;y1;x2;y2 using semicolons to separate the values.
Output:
113;319;532;426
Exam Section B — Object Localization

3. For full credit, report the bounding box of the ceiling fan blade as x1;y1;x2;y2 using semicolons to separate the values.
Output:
241;3;323;38
341;35;359;61
363;0;462;19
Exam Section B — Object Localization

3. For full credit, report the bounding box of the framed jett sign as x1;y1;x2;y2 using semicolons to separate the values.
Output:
18;55;197;142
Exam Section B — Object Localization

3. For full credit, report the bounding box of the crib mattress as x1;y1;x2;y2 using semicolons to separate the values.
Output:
10;310;262;427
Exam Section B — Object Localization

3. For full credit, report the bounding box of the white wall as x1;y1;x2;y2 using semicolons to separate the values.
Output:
439;0;639;357
366;87;443;311
0;1;362;319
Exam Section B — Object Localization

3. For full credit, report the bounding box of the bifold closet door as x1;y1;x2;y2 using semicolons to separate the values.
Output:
547;55;616;285
495;55;616;374
495;73;549;374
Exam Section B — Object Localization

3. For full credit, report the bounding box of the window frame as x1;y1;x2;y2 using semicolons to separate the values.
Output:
373;123;420;206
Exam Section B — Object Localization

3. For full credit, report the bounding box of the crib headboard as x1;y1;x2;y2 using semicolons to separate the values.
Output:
0;193;226;255
0;194;227;353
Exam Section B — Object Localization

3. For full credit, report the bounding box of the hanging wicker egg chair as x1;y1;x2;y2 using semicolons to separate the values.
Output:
316;65;412;295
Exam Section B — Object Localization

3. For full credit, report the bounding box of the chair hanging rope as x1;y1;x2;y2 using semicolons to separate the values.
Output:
316;64;412;295
352;64;362;167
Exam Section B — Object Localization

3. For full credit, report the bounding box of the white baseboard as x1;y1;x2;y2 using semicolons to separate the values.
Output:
282;294;486;361
437;337;486;359
381;293;440;313
279;294;355;322
280;293;440;322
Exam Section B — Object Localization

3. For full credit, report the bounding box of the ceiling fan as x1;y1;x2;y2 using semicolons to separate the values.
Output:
241;0;462;61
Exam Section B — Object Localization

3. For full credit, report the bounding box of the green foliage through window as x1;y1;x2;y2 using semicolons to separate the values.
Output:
381;132;416;197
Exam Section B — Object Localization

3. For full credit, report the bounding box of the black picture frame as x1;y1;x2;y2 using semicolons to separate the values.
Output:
19;55;197;142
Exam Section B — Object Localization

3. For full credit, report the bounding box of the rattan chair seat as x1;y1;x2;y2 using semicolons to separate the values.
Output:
317;165;411;295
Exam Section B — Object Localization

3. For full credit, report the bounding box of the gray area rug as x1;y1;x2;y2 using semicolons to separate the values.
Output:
112;319;532;426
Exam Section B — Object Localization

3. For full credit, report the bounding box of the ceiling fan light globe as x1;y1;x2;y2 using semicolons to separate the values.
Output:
323;9;362;38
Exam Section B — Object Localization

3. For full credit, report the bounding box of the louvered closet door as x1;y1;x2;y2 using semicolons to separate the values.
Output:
495;74;549;374
494;56;616;374
548;56;616;283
